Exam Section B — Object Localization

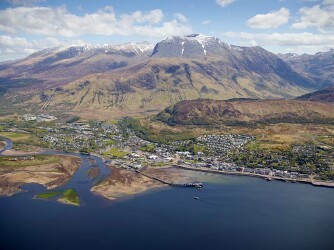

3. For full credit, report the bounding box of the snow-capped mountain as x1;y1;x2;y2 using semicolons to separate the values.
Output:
151;34;233;58
151;34;255;58
0;42;154;85
0;33;326;118
28;42;154;59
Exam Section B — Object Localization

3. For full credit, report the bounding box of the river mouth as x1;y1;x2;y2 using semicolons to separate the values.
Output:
0;137;113;206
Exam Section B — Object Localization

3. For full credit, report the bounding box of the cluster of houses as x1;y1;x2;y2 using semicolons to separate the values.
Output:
23;114;57;122
109;150;174;170
101;123;121;134
242;167;310;179
178;159;312;180
17;119;329;182
41;122;119;152
197;134;254;156
43;133;94;151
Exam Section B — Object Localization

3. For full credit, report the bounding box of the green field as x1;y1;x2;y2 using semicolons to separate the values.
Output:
37;189;80;205
0;131;48;151
0;155;61;168
104;148;128;158
61;188;80;206
0;132;31;141
36;191;62;199
140;143;155;152
105;139;116;146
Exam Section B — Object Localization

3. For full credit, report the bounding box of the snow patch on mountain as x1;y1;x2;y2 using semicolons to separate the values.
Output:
47;42;154;56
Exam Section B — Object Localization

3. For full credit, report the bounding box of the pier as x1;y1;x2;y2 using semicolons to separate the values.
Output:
134;169;203;188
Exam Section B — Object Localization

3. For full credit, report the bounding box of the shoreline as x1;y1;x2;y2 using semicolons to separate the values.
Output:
91;165;199;200
174;165;334;189
91;166;165;200
0;155;82;197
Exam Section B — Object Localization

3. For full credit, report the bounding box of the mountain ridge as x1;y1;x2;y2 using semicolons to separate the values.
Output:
0;34;327;118
279;49;334;88
0;42;154;87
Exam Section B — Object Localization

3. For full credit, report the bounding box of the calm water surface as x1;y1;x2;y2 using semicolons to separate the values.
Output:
0;170;333;250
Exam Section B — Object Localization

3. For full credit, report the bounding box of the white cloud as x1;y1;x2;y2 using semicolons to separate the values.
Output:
216;0;235;8
174;13;188;23
202;20;212;25
247;8;290;29
0;6;191;38
0;35;83;61
292;0;334;30
221;31;334;54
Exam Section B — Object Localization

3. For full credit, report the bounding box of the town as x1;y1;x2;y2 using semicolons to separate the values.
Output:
1;115;334;186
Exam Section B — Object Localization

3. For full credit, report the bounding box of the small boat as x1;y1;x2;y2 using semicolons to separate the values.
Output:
194;197;200;200
266;177;273;181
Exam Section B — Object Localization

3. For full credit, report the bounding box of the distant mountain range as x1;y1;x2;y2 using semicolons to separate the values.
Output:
0;42;153;87
279;49;334;89
0;34;332;118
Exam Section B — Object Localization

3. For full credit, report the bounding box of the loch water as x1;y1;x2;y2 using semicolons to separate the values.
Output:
1;170;334;250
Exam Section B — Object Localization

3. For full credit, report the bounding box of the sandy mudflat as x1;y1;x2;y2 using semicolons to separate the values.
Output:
57;197;80;206
0;156;81;196
91;166;198;200
1;149;43;155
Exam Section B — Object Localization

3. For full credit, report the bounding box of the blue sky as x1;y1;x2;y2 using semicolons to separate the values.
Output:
0;0;333;61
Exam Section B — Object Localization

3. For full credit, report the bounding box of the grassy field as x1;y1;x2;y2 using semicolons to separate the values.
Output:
0;155;61;168
36;191;62;199
0;131;48;151
60;188;80;206
0;132;31;142
140;143;155;152
104;148;128;158
37;189;80;205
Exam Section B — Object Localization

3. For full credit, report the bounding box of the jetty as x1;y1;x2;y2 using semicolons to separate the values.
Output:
134;169;203;188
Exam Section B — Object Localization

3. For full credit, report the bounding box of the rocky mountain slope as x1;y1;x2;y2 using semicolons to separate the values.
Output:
0;42;153;88
156;99;334;126
279;49;334;88
0;34;321;118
